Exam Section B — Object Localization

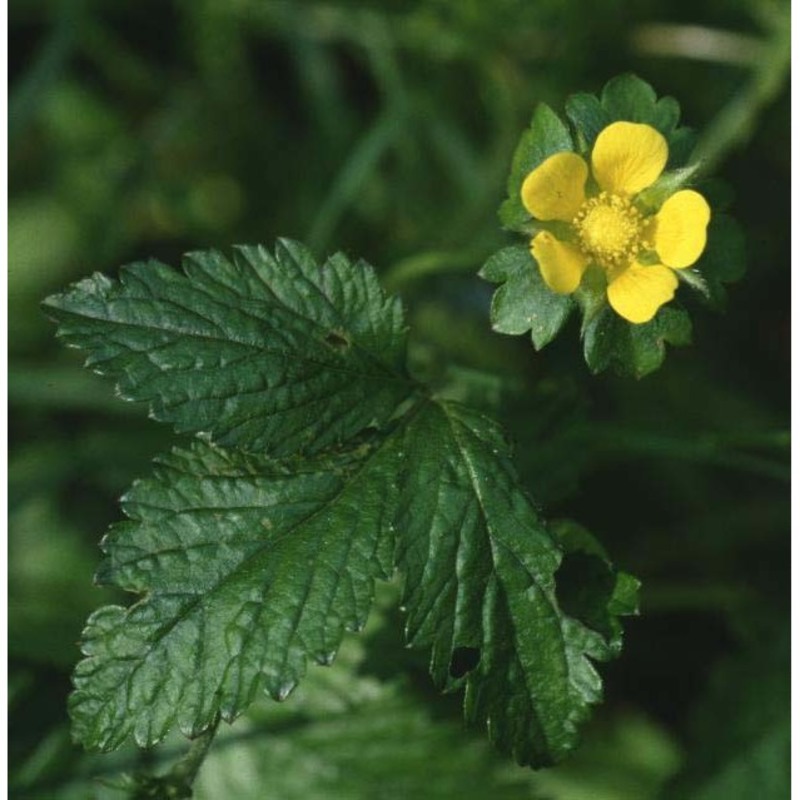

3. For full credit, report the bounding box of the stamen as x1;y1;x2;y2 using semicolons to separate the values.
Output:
573;192;647;270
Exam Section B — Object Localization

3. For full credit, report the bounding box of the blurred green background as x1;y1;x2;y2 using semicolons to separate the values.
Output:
9;0;789;798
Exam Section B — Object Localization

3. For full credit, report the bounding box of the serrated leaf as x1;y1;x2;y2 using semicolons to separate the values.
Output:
480;245;574;350
395;401;632;766
71;399;634;767
50;238;636;766
499;104;574;232
195;644;551;800
583;305;692;378
567;76;693;168
600;74;680;136
549;519;640;656
70;437;402;751
43;240;414;456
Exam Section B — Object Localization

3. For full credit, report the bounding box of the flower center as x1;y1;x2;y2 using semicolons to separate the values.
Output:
573;192;646;268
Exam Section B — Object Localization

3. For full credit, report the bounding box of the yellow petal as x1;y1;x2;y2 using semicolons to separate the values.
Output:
591;122;668;196
652;189;711;268
521;152;588;222
607;262;678;324
531;232;589;294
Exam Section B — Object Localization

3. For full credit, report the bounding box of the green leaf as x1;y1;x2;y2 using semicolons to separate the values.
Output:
480;245;574;350
394;401;633;766
50;239;635;767
565;92;611;154
583;305;692;378
692;214;746;309
70;436;402;752
194;638;551;800
567;76;693;168
499;104;574;232
71;398;634;767
549;520;640;656
600;74;680;137
43;240;414;456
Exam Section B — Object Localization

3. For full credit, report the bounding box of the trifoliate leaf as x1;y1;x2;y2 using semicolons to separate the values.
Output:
70;436;402;752
43;240;414;456
583;305;692;379
480;245;574;350
71;398;634;767
51;239;636;767
499;104;574;233
395;401;634;766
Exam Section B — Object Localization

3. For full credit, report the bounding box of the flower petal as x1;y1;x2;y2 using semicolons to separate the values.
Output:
652;189;711;268
591;122;668;196
531;232;589;294
521;152;588;222
607;262;678;323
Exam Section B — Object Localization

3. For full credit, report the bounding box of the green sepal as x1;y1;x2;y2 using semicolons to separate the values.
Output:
479;245;575;350
582;305;692;378
636;163;703;213
499;103;574;233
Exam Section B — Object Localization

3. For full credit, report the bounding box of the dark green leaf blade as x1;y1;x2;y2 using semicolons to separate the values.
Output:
567;76;693;168
395;401;636;766
43;240;414;455
692;214;746;309
600;74;680;136
69;437;402;751
565;91;611;154
480;245;574;350
499;104;574;233
583;305;692;378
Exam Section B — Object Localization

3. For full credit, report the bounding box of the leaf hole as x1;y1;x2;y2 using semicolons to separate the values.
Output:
449;647;480;678
555;552;615;633
324;330;351;351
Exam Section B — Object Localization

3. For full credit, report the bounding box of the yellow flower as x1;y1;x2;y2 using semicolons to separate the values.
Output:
520;121;711;324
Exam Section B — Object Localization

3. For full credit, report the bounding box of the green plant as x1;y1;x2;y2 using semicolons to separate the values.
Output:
37;68;782;799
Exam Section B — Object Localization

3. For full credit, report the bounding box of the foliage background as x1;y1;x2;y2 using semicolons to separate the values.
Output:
8;0;789;797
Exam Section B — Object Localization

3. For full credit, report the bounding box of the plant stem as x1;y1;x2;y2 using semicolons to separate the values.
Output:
168;716;221;792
